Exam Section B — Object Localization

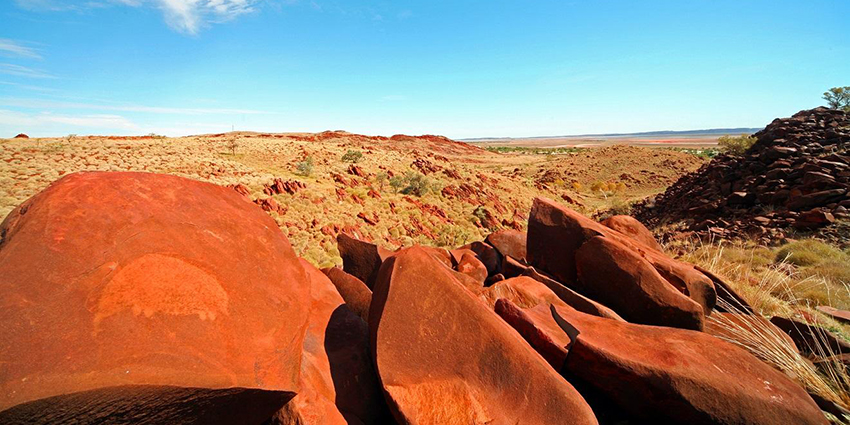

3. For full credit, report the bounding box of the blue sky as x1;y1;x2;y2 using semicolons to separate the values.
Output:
1;0;848;138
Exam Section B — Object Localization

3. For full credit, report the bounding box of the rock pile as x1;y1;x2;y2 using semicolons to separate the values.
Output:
0;173;831;424
635;107;849;242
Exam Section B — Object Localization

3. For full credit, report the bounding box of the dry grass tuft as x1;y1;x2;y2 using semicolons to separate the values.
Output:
688;240;850;417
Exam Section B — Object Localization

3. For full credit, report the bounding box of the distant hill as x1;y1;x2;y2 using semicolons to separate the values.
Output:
462;128;761;142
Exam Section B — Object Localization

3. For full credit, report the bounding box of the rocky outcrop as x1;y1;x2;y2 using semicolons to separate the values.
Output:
0;173;831;423
527;197;717;325
636;107;849;242
369;247;598;424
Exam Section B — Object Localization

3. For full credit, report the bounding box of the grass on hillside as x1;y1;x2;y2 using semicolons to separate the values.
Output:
679;237;850;417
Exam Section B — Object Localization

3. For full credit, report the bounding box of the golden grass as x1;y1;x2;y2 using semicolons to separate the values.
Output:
684;239;850;416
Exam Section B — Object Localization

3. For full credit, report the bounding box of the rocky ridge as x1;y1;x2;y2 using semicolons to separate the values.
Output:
635;107;849;243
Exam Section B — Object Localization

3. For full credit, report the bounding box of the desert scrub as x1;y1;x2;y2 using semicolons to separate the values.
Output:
683;240;850;411
389;171;438;197
775;239;848;267
717;134;757;155
341;150;363;163
295;156;314;177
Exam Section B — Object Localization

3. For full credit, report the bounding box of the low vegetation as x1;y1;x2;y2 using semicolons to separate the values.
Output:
680;239;850;413
717;134;757;155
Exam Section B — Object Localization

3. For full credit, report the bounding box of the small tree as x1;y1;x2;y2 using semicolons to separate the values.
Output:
341;150;363;163
823;87;850;112
717;134;757;155
375;172;388;190
296;156;314;176
225;136;239;155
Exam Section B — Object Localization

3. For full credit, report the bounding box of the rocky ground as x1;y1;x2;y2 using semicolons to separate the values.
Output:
0;172;840;423
0;130;703;267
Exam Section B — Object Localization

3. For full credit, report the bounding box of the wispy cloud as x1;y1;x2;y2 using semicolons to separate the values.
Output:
0;109;139;132
14;0;261;35
0;81;57;92
0;64;56;79
0;39;43;59
1;97;269;115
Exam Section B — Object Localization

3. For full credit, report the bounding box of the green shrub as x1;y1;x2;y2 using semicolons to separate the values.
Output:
388;171;435;197
341;150;363;163
717;134;757;155
775;239;846;267
295;156;314;176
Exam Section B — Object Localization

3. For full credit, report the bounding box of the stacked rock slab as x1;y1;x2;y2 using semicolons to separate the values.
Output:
553;304;828;424
369;246;598;424
635;107;849;241
527;197;718;330
0;172;310;420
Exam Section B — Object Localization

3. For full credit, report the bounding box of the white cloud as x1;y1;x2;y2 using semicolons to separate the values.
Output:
0;64;56;79
1;97;268;115
14;0;261;35
0;109;139;134
0;39;43;59
158;0;258;34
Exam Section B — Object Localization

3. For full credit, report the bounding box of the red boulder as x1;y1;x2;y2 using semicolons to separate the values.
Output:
555;305;827;425
0;172;310;415
369;247;598;424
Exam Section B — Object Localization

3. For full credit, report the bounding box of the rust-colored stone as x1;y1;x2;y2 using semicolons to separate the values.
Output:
0;172;310;413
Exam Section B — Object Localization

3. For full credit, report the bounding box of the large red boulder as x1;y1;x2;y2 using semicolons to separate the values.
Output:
272;260;386;424
601;215;663;251
0;172;310;416
485;229;527;262
575;235;704;330
369;246;598;424
527;197;716;315
554;305;827;425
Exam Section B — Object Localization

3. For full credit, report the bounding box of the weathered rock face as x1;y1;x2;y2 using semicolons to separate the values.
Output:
485;229;527;262
0;172;310;414
495;299;573;371
321;267;373;323
601;215;663;251
369;247;598;425
554;305;828;425
527;197;716;319
337;233;393;289
576;236;704;330
272;260;386;424
635;107;850;242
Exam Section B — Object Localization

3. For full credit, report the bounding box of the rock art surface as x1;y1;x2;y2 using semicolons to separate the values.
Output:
485;229;527;262
601;214;663;251
575;235;704;330
369;246;598;424
321;266;373;322
0;172;310;414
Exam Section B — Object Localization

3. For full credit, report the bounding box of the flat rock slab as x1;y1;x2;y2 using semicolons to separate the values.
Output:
555;305;827;425
369;246;598;425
